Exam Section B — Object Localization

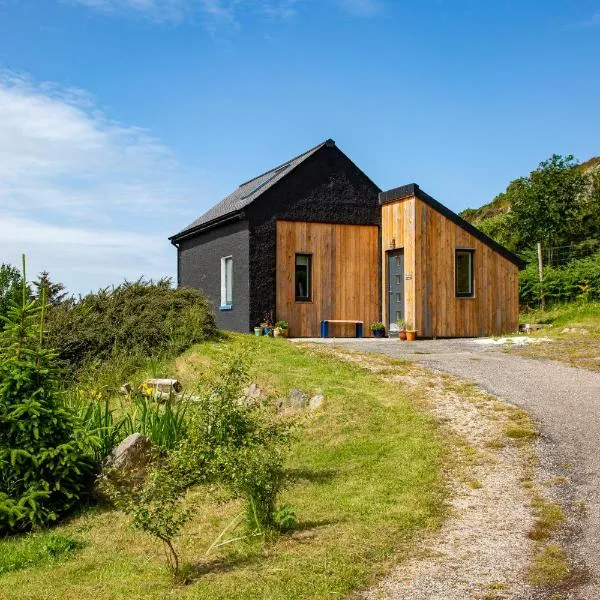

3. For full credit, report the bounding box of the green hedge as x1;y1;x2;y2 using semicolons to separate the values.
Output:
520;251;600;307
45;280;217;374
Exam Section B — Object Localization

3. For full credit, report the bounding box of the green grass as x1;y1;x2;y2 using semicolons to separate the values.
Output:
516;301;600;371
0;533;84;576
0;335;445;600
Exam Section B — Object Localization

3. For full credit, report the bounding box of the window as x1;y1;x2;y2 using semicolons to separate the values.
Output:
455;249;474;298
220;256;233;308
295;254;312;301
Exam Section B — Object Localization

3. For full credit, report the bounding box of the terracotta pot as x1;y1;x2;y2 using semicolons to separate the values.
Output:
406;330;417;341
280;328;289;338
398;330;407;341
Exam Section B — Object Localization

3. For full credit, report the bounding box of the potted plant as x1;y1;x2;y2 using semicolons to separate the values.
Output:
405;323;417;342
370;322;386;338
254;326;263;336
396;318;408;341
274;320;289;338
261;311;274;336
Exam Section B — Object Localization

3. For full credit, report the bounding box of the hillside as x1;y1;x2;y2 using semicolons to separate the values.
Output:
460;155;600;228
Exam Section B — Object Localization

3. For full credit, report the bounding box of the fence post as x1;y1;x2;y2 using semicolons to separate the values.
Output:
537;242;545;310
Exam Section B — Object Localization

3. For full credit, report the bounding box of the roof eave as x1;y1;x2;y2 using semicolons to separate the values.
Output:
379;183;526;269
169;210;246;245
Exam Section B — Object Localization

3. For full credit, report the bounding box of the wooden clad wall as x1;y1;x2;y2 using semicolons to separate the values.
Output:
381;198;416;330
381;196;519;337
276;220;379;338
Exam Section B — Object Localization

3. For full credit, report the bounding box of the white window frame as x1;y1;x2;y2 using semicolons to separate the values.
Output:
220;256;233;309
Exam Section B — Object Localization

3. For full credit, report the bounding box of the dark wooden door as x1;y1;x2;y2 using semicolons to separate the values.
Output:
387;249;404;330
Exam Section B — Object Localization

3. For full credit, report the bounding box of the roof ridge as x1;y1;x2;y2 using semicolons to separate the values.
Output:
238;138;333;187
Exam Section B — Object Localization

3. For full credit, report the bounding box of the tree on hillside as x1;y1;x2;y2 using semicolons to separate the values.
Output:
33;271;68;306
505;155;587;252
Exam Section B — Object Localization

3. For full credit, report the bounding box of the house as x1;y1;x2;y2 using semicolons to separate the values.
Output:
169;139;524;338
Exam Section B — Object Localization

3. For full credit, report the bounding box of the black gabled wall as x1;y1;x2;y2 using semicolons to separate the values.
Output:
246;144;381;329
177;219;250;332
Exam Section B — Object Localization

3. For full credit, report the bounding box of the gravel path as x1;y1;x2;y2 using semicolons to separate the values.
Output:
303;337;600;598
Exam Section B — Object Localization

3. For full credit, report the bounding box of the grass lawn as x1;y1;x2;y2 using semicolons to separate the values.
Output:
516;301;600;371
0;335;445;600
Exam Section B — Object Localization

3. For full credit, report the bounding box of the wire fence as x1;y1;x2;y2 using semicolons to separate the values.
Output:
544;241;600;267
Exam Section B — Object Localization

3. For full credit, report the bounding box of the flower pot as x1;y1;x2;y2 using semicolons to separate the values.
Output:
406;330;417;342
280;328;289;338
398;330;407;341
263;327;273;337
254;327;262;336
273;328;281;338
372;329;385;338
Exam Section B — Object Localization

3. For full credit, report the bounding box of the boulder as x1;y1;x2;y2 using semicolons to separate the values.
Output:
244;383;263;400
288;388;308;408
105;433;152;472
308;394;324;411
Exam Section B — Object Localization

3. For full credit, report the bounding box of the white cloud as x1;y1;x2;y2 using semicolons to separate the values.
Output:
0;71;206;294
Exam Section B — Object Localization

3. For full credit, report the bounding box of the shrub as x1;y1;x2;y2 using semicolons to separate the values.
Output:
170;352;296;531
0;260;94;533
43;280;217;376
520;250;600;307
104;464;193;579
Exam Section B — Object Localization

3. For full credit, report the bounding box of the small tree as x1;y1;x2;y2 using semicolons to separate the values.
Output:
33;271;68;306
0;257;93;533
0;263;23;327
507;155;587;252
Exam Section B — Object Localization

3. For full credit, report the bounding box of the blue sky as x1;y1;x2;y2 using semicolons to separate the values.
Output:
1;0;599;294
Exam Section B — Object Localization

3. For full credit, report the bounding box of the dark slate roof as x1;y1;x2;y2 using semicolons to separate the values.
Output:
379;183;525;269
170;139;334;242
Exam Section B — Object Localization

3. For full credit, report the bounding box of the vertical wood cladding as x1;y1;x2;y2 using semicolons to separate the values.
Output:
276;221;379;337
381;195;519;337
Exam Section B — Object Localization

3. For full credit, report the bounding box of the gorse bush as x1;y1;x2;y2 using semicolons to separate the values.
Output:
0;259;94;534
44;279;216;376
520;250;600;307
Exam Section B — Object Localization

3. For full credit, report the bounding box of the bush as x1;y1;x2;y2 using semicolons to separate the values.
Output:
44;280;216;376
170;352;296;531
520;250;600;307
0;262;94;533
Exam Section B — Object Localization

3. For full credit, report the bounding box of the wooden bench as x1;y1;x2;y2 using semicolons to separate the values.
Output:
320;319;364;338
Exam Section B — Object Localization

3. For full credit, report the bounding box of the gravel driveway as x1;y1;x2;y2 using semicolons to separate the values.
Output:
304;337;600;598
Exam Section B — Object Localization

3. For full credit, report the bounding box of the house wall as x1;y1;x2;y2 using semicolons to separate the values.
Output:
246;144;381;330
381;195;519;337
177;219;250;331
381;197;417;331
276;220;379;337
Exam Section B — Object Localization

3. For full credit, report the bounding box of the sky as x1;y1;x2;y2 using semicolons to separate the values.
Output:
1;0;599;295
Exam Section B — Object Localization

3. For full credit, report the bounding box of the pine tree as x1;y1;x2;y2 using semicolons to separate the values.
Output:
0;257;93;533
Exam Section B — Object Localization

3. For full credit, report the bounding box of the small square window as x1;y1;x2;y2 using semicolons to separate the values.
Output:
396;293;402;303
395;311;402;321
295;254;312;301
395;274;402;285
455;250;474;298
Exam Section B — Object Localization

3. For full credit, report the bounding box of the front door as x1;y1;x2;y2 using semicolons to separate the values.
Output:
387;249;404;331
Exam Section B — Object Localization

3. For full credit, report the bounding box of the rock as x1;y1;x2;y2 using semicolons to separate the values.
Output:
120;382;133;395
308;394;324;411
244;383;263;400
100;433;153;492
580;328;590;335
146;378;182;394
562;327;573;333
288;388;308;408
105;433;152;472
